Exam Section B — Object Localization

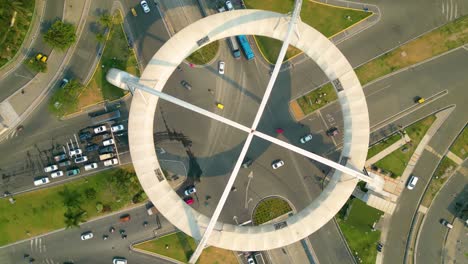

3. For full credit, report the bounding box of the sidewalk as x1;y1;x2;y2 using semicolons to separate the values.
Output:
365;134;411;166
0;0;91;142
399;107;454;185
0;0;46;76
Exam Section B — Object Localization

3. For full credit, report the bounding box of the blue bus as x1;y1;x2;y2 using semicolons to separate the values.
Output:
227;36;241;58
236;35;255;60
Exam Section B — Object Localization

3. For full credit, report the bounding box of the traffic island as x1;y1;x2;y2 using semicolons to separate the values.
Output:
252;196;293;225
186;41;219;65
134;231;238;264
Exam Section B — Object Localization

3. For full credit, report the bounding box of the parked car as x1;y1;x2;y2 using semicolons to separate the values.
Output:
84;163;98;171
218;61;225;74
79;131;92;141
53;153;67;162
111;124;125;132
184;185;196;196
440;219;453;229
103;139;115;146
271;160;285;169
66;168;80;176
93;125;107;134
242;158;253;168
44;165;58;173
104;158;119;167
51;170;64;178
406;175;419;190
140;0;150;13
36;53;47;62
86;144;99;152
99;145;115;154
247;255;255;264
300;134;313;144
180;80;192;90
326;127;339;137
69;148;82;157
225;0;234;10
80;231;93;240
74;156;88;164
58;160;72;167
184;197;194;205
33;176;50;186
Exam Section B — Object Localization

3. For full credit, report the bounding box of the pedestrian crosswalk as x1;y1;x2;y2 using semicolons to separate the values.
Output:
441;0;460;21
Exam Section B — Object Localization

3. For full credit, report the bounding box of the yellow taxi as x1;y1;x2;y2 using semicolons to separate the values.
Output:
216;103;224;110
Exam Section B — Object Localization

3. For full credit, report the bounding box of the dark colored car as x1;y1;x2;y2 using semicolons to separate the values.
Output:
180;80;192;90
242;158;253;168
79;131;92;141
58;160;72;167
326;127;339;137
86;144;99;152
99;145;115;154
53;153;67;162
66;168;80;176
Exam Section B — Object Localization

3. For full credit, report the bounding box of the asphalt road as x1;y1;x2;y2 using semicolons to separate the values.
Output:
416;166;467;264
0;205;176;264
0;0;64;102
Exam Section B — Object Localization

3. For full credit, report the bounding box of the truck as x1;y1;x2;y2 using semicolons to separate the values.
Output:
227;36;241;58
90;110;121;125
236;35;255;60
99;152;115;161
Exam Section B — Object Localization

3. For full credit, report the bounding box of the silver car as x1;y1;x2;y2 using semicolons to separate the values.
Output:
271;160;285;169
140;0;150;13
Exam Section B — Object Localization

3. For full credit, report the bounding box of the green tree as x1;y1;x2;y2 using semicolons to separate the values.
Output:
43;20;76;50
64;208;87;228
98;12;113;29
48;79;84;117
96;32;106;43
59;186;82;208
24;57;47;73
84;188;97;199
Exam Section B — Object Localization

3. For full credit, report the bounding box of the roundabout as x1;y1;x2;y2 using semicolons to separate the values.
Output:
107;2;370;262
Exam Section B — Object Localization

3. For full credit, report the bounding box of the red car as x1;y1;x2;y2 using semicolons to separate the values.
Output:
184;197;194;205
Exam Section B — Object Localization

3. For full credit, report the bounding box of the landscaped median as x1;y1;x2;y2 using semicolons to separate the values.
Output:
294;15;468;117
372;115;436;178
135;231;237;264
48;11;138;117
245;0;372;63
449;126;467;160
186;41;219;65
252;196;292;225
0;166;144;247
337;198;383;264
421;157;457;207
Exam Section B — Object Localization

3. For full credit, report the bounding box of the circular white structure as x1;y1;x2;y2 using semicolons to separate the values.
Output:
128;9;369;251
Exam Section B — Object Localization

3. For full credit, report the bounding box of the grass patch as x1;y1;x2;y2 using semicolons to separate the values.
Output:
337;198;383;264
296;83;337;114
186;41;219;65
63;12;138;115
0;167;144;246
0;0;35;68
296;15;468;115
421;157;457;207
253;197;292;225
374;115;436;177
245;0;372;63
135;232;238;264
367;133;402;159
449;126;467;160
48;80;82;117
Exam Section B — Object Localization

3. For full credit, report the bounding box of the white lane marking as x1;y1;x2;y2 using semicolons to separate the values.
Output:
38;238;42;253
450;0;454;20
366;84;392;97
454;2;457;18
442;2;444;14
446;1;450;20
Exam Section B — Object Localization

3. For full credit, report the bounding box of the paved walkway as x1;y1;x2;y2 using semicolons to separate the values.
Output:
446;150;464;165
0;0;46;76
0;0;91;142
399;108;454;185
365;134;411;166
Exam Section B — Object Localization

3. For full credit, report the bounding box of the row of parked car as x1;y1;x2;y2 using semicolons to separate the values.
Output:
33;124;125;186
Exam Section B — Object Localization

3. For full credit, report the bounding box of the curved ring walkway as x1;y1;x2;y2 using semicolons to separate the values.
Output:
127;9;369;251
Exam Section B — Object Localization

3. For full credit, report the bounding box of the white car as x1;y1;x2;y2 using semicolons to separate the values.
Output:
69;148;82;157
50;170;64;178
84;163;98;171
80;231;94;240
184;185;196;196
104;158;119;167
271;160;285;169
218;61;225;74
225;0;234;11
111;124;125;132
44;164;58;173
113;257;127;264
34;177;50;186
74;156;88;163
300;134;313;144
103;139;115;146
247;256;255;264
93;125;107;134
140;0;150;13
406;175;419;190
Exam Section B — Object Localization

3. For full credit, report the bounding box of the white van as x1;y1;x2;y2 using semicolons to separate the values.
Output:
34;177;50;186
407;175;419;190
